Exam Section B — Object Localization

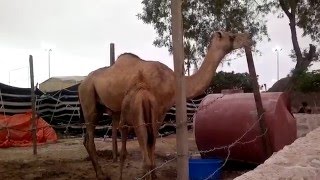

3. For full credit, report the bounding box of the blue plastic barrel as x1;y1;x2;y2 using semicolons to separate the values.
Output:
189;158;223;180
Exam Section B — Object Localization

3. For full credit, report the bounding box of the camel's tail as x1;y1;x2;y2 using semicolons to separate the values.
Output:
141;91;158;146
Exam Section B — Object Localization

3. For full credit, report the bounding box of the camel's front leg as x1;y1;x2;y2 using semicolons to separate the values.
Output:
83;115;108;180
112;113;120;162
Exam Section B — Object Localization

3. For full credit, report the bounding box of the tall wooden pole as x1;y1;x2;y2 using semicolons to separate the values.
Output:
171;1;189;179
110;43;115;66
244;47;272;157
109;43;118;162
29;55;37;155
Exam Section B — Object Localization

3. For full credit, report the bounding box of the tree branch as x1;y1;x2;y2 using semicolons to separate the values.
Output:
288;0;298;15
279;0;292;19
306;44;316;62
279;0;303;62
289;19;303;62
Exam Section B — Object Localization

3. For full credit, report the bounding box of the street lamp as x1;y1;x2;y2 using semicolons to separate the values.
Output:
41;41;55;79
48;49;52;78
273;47;282;81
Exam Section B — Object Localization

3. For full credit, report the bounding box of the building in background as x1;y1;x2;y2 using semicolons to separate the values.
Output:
39;76;86;92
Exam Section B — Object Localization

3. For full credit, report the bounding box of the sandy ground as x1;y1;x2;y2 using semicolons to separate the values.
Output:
0;130;245;180
0;114;318;180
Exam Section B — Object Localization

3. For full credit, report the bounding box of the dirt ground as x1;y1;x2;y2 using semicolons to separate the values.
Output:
2;113;318;180
0;130;248;180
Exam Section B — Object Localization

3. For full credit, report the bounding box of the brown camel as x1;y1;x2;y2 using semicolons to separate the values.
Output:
119;73;159;180
78;31;252;179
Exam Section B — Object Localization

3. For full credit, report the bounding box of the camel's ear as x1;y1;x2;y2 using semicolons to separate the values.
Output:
216;31;222;39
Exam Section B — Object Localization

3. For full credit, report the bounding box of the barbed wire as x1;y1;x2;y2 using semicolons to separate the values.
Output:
135;119;267;180
0;89;7;118
134;93;268;180
204;148;231;180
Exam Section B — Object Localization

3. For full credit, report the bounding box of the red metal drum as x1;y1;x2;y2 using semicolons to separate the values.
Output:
194;92;297;164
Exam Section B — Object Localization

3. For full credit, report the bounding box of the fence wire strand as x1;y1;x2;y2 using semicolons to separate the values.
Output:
134;93;268;180
1;85;271;179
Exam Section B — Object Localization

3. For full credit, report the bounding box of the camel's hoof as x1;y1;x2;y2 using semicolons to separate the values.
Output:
96;173;109;180
97;176;111;180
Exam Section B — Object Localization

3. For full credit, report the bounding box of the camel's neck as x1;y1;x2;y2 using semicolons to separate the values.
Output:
186;49;226;99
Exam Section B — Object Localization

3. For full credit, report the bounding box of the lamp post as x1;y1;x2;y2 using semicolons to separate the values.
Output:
274;47;282;81
48;49;52;78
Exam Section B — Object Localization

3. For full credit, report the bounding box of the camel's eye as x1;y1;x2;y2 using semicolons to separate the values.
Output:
217;32;222;39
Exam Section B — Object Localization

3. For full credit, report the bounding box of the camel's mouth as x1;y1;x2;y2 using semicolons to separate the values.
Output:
232;33;253;49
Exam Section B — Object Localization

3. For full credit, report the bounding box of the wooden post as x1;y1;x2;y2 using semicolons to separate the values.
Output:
110;43;115;66
109;43;118;162
29;55;37;155
171;1;189;179
244;47;273;157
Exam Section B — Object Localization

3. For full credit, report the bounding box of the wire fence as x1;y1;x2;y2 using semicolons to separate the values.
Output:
0;84;204;138
135;106;268;180
0;83;269;180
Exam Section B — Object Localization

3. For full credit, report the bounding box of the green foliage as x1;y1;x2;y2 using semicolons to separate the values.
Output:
138;0;319;66
295;70;320;92
138;0;270;64
296;0;320;43
289;48;320;63
206;71;254;93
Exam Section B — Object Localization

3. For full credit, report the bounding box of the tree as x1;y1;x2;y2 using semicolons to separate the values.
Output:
206;71;254;94
138;0;270;70
273;0;319;92
138;0;319;91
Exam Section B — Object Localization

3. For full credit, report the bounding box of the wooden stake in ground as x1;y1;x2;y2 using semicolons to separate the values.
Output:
170;0;189;179
110;43;115;65
109;43;118;162
244;46;273;157
29;55;37;155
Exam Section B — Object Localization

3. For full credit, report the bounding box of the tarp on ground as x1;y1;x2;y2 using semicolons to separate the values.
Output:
0;112;58;148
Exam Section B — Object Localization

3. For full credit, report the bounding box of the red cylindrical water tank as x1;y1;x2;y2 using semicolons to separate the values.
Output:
194;92;297;164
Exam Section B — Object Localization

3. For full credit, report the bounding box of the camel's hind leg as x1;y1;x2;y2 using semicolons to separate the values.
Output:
122;94;153;179
147;133;157;179
135;124;153;180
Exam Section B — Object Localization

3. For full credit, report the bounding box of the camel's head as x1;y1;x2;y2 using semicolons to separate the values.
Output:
208;31;253;52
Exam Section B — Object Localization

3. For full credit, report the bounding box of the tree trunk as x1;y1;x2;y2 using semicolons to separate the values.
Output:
284;44;316;92
271;0;317;93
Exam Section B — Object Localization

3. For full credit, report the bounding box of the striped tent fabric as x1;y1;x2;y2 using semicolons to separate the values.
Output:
0;83;205;136
0;83;41;115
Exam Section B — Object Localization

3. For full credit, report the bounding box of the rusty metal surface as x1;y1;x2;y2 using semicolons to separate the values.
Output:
194;92;297;164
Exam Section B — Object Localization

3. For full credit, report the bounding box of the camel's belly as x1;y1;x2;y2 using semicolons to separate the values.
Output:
95;76;136;112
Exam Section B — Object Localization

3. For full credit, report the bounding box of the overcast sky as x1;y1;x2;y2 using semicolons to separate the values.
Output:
0;0;319;90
